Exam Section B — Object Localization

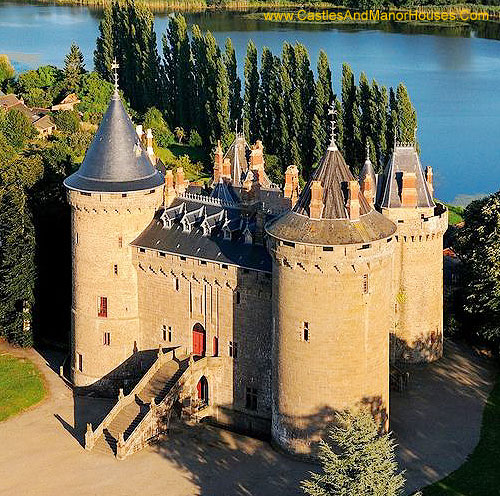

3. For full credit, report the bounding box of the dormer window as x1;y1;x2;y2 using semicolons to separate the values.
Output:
223;227;231;240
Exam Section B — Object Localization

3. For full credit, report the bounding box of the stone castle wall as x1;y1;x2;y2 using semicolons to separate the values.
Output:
381;205;448;362
68;187;163;386
268;235;395;456
133;247;273;435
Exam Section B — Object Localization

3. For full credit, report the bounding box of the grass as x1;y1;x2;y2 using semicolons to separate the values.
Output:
0;354;45;422
446;204;465;226
423;372;500;495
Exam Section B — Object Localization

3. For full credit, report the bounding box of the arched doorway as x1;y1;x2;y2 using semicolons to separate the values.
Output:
197;376;209;405
192;323;206;357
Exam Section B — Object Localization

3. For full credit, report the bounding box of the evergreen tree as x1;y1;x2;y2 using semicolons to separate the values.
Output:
0;108;36;151
0;55;15;86
244;40;259;143
396;83;417;145
258;47;277;151
456;192;500;349
358;72;376;160
334;97;344;154
386;87;398;157
372;80;388;172
64;42;85;93
162;14;193;129
94;0;161;112
94;6;114;82
341;63;362;173
301;410;406;496
224;38;243;131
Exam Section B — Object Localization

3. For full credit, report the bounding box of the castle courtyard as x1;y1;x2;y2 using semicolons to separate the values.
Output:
0;340;495;496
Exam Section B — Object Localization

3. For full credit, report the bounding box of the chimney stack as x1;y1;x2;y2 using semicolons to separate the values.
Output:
309;181;324;220
146;128;156;164
250;140;265;184
346;180;360;221
175;167;188;195
361;174;374;208
425;166;434;197
214;140;223;183
284;165;300;208
222;158;231;180
164;170;175;206
401;172;418;207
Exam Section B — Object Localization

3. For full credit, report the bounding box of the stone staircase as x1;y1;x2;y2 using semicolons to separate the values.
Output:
86;349;189;458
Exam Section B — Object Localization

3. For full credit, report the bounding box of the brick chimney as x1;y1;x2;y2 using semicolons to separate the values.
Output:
222;158;231;180
284;165;300;208
242;170;260;203
309;181;324;220
214;140;223;183
401;172;418;207
346;180;360;221
175;167;188;195
146;128;156;164
361;174;374;208
164;170;175;206
425;166;434;197
250;140;265;184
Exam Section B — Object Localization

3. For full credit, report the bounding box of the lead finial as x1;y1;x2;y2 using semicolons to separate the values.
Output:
365;141;371;162
328;102;338;151
111;58;119;96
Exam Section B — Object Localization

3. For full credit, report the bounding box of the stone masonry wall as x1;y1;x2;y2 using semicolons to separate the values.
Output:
268;235;395;456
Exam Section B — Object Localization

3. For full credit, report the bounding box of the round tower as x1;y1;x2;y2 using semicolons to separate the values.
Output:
64;92;164;386
265;136;396;457
378;145;448;363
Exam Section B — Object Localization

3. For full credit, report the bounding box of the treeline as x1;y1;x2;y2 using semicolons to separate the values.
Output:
94;4;418;180
0;47;114;347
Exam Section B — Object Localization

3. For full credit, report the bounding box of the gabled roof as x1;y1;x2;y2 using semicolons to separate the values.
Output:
63;94;163;193
34;115;56;130
378;145;434;209
224;134;249;186
210;178;240;205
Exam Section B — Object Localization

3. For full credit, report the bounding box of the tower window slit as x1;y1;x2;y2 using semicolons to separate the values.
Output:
363;274;369;294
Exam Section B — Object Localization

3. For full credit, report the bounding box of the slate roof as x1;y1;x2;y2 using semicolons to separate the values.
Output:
359;155;377;199
132;197;272;272
266;142;396;246
378;145;435;209
63;94;164;193
294;144;371;220
210;178;240;205
224;134;249;186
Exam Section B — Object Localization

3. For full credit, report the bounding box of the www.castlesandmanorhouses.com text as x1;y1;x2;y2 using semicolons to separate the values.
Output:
264;9;490;22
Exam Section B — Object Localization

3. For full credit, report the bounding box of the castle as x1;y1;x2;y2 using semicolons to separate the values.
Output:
64;89;448;457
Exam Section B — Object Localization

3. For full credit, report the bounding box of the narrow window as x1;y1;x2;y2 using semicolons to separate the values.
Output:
118;236;123;248
221;264;228;269
122;193;127;198
236;291;241;304
180;256;186;261
245;387;258;411
363;274;369;294
213;336;218;357
98;297;107;318
139;248;146;253
159;252;166;257
103;332;110;346
162;325;167;341
113;264;118;275
174;277;180;291
229;341;238;359
200;260;207;266
168;326;172;342
323;246;333;252
75;232;79;245
303;322;310;342
77;353;83;372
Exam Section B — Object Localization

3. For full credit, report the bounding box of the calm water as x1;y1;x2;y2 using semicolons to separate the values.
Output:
1;2;499;203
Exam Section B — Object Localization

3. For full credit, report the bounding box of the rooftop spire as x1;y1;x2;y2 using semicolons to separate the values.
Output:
328;102;338;151
111;58;119;97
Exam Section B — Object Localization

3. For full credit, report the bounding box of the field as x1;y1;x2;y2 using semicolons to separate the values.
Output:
0;353;45;422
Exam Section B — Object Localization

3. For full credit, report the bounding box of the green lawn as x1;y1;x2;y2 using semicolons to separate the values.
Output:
423;372;500;496
446;204;465;226
0;354;45;422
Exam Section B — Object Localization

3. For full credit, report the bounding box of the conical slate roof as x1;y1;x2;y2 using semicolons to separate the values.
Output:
266;142;395;246
359;154;377;199
63;94;164;193
378;145;434;209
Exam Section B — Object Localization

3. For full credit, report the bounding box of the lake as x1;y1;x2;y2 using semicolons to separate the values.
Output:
1;2;499;203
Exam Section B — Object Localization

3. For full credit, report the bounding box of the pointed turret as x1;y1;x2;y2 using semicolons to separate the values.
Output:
64;93;163;193
359;143;377;208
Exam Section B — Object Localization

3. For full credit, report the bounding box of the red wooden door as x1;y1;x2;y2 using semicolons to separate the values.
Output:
193;329;205;356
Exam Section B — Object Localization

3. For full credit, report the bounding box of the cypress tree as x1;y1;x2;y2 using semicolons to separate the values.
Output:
341;63;362;173
396;83;417;145
258;47;276;151
372;80;388;172
387;87;398;157
190;24;206;141
94;6;114;82
358;72;376;157
244;40;259;143
162;14;193;129
64;42;85;93
224;38;243;131
0;184;36;347
334;96;344;153
301;410;406;496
